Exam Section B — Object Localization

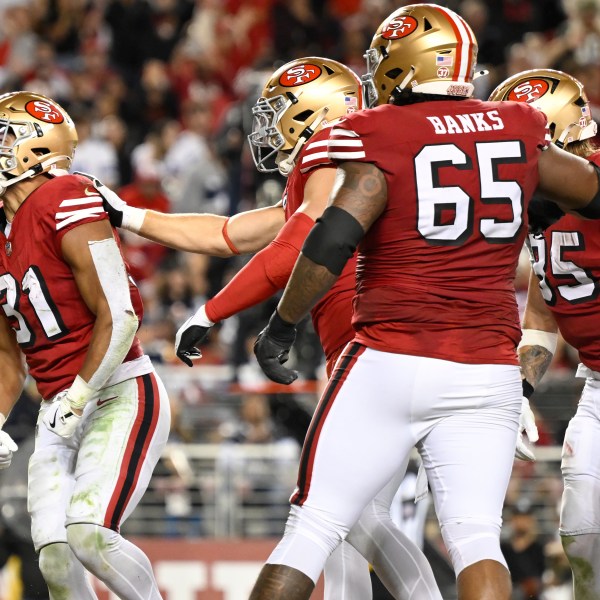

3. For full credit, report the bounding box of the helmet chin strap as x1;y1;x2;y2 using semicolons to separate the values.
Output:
278;107;330;176
0;156;69;195
396;66;417;95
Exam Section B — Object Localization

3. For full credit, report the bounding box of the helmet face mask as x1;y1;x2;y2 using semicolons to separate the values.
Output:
489;69;597;148
365;3;479;107
0;92;78;193
248;57;363;176
248;95;290;173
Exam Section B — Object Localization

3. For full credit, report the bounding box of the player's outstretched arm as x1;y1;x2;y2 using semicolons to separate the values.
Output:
77;172;286;256
175;168;336;366
43;220;139;438
139;204;286;256
538;144;600;215
0;317;25;467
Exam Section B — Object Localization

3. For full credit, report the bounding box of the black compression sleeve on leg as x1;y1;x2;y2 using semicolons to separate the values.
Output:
301;206;365;275
575;162;600;219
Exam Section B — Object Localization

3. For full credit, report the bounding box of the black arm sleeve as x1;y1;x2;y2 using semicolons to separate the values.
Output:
301;206;365;276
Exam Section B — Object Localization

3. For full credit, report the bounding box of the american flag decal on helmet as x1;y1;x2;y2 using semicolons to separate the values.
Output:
436;54;453;67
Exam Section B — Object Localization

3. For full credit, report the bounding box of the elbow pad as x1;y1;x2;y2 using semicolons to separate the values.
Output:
301;206;364;276
575;162;600;219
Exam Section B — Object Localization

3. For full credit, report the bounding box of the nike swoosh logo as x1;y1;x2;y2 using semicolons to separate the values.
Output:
97;396;117;407
84;187;98;196
49;411;57;428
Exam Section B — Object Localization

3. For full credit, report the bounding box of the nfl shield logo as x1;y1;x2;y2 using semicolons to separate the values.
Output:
5;241;11;256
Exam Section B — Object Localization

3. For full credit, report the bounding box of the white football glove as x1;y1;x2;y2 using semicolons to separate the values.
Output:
42;390;82;439
0;414;17;469
515;396;539;462
175;305;215;367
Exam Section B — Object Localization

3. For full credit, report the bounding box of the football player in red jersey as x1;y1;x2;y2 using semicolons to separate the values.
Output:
0;92;170;599
249;4;600;600
491;69;600;599
93;56;442;600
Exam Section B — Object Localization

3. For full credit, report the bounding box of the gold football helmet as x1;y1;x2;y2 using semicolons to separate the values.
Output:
363;3;479;107
489;69;597;148
0;91;78;193
248;57;363;176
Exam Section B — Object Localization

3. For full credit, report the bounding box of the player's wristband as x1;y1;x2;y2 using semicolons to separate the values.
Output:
122;206;147;234
518;329;558;354
268;310;297;343
68;375;98;410
522;379;535;399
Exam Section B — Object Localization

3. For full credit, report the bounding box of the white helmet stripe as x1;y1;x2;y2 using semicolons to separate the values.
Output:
433;5;473;83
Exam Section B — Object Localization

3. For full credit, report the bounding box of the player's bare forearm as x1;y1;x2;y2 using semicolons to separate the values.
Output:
520;270;558;387
141;205;285;256
0;317;26;415
519;345;554;388
277;255;339;324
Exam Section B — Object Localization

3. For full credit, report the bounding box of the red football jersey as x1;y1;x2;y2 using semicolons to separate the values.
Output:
328;99;551;365
0;173;144;399
283;127;357;360
529;150;600;371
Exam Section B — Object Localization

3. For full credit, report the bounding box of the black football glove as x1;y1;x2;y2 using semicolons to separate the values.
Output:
175;305;214;367
254;311;298;384
527;194;564;237
74;171;125;227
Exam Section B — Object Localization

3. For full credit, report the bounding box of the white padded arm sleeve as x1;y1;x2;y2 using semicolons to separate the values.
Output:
85;238;139;391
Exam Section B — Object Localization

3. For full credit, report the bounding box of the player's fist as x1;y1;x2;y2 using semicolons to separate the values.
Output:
0;425;17;470
175;305;214;367
43;390;82;439
515;396;539;461
254;311;298;385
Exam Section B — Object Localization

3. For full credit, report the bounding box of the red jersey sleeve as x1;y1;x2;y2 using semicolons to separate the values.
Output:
298;128;337;174
45;174;107;245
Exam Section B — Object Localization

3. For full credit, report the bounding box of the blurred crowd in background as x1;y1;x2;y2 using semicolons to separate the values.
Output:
0;0;597;384
0;0;600;598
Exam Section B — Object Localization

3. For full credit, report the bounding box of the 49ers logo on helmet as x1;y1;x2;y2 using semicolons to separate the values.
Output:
381;15;418;40
25;100;64;124
279;64;322;87
507;79;550;103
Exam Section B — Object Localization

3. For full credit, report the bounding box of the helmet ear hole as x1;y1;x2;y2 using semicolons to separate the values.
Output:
293;109;314;122
386;68;403;80
423;18;433;31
